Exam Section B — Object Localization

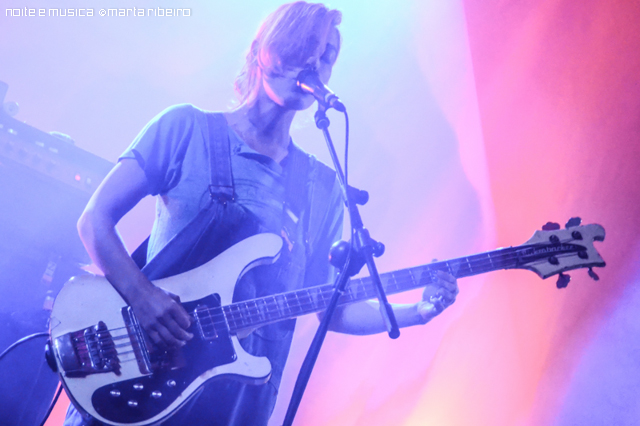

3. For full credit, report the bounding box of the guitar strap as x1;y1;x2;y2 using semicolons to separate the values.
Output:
206;112;235;204
130;112;235;276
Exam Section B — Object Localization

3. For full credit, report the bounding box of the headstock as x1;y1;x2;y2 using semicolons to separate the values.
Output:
516;218;605;287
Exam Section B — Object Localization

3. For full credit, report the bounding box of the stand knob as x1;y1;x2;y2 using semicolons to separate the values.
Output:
329;240;350;270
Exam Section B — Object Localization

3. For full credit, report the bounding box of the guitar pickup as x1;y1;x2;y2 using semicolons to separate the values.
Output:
194;305;219;340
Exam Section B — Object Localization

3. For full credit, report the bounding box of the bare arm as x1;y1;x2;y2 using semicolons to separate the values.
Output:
78;158;192;348
323;271;458;335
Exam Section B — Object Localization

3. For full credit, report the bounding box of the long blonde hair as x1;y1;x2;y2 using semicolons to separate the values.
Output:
234;2;342;105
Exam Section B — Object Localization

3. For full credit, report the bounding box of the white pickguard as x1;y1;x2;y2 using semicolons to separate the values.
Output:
49;233;283;426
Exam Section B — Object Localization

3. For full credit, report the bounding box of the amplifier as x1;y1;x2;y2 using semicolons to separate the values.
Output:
0;107;114;265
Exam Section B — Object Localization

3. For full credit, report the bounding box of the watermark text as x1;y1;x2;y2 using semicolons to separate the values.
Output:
6;7;191;18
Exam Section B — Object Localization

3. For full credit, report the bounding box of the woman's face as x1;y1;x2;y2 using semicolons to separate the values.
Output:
261;27;340;110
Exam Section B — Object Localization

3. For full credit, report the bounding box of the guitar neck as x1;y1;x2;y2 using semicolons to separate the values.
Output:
223;245;525;333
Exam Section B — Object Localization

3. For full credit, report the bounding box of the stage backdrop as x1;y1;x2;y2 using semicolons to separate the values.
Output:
1;0;638;424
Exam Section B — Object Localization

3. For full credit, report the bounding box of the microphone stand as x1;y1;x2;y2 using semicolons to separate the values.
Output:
282;104;399;426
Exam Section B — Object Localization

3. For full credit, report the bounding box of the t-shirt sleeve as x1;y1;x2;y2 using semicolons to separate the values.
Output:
119;104;198;195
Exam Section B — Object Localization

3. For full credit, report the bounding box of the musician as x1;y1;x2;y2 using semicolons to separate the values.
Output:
64;2;458;425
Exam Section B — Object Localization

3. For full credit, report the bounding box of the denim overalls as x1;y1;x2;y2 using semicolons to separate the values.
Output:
65;112;342;425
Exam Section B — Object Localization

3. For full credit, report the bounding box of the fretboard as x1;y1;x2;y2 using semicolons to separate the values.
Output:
221;244;533;333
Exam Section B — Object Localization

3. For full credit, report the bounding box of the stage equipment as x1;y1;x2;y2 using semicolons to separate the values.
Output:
0;81;114;425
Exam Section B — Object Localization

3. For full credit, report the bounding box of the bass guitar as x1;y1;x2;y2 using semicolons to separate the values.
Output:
46;219;605;425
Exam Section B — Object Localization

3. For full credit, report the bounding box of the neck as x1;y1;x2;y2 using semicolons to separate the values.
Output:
228;97;296;163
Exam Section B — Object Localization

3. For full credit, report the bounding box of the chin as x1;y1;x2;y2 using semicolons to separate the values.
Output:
282;94;316;111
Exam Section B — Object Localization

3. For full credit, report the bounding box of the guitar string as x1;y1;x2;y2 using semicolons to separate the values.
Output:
77;247;578;344
77;247;579;348
161;246;565;331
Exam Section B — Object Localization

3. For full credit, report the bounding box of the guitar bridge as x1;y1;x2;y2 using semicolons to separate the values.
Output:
54;321;121;378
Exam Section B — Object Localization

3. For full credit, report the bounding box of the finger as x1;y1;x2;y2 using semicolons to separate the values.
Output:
436;272;458;293
436;280;457;295
436;270;456;283
162;298;190;328
439;289;457;306
164;312;194;341
146;329;166;350
156;324;186;348
430;298;446;313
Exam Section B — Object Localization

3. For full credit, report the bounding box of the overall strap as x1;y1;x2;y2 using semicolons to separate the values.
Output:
284;146;311;223
132;111;235;270
280;145;312;253
206;113;235;203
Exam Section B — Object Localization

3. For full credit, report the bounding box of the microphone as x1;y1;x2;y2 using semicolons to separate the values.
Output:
296;68;345;112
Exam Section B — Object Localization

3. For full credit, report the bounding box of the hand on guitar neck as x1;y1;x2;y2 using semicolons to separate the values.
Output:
418;270;459;322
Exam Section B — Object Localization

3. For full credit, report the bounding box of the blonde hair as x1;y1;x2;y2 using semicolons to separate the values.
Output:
234;2;342;105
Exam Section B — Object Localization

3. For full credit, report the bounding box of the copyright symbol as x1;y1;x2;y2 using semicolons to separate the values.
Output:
99;9;106;16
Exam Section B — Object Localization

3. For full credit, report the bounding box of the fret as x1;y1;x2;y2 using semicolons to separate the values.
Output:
236;303;248;329
347;279;357;299
421;266;433;285
392;269;412;292
292;291;302;315
224;305;235;329
316;287;329;309
205;308;216;337
220;305;231;331
259;298;270;321
249;300;258;322
359;278;368;299
408;267;417;289
250;300;259;322
320;286;331;306
267;297;277;321
302;289;313;314
350;279;360;300
283;293;293;317
227;304;242;330
387;272;399;292
272;295;283;319
306;288;318;311
344;283;356;302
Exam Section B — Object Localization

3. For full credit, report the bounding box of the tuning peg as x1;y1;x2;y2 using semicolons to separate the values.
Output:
542;222;561;231
588;268;600;281
565;217;582;228
372;241;385;257
556;272;570;289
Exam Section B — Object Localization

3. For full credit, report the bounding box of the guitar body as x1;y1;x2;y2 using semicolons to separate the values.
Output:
49;233;283;426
